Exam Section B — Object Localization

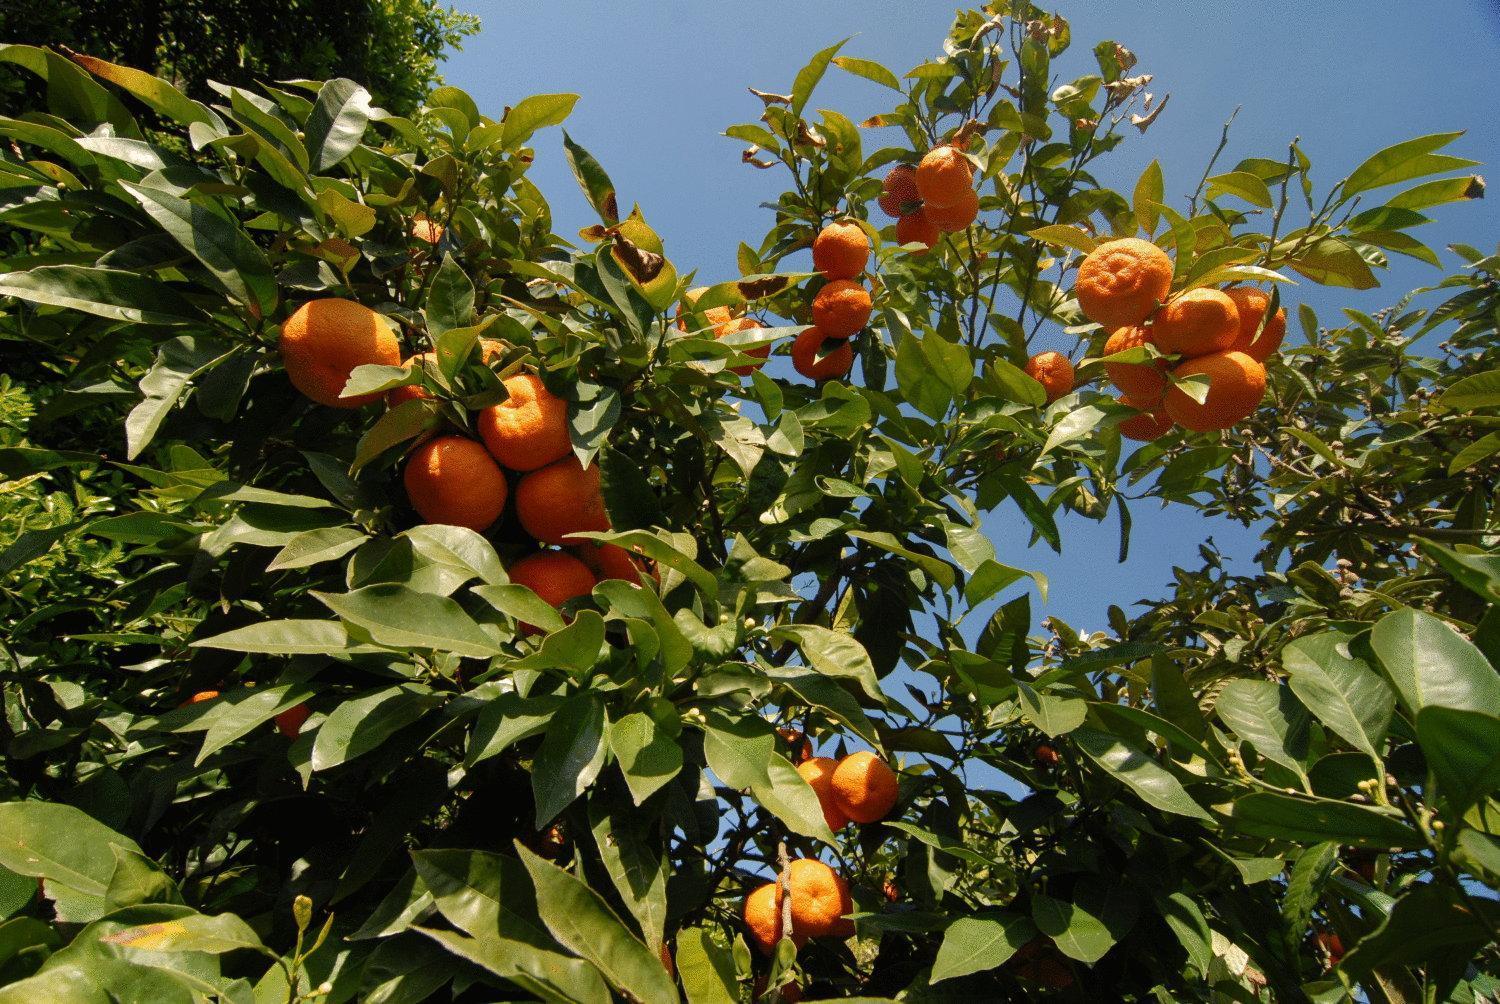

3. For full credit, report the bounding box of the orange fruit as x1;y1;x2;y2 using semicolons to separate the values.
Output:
878;164;920;218
925;185;979;233
1163;350;1267;432
811;221;869;280
478;373;572;472
279;298;401;408
183;690;219;706
1118;397;1174;442
895;210;941;253
508;551;596;613
274;704;310;740
1102;326;1168;404
810;280;871;339
573;541;655;586
785;859;854;938
915;146;974;208
743;882;803;956
404;435;509;532
797;757;851;832
1152;288;1241;358
1025;351;1075;402
778;727;815;764
411;216;444;244
387;352;435;407
515;457;611;545
718;316;771;376
674;286;737;333
791;327;854;381
830;751;899;824
1074;238;1173;328
1034;743;1059;767
1223;286;1287;361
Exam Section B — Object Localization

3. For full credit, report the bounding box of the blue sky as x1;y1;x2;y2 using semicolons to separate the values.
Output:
442;2;1500;636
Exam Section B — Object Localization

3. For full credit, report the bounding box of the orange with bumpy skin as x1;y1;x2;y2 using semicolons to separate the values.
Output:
478;374;572;472
275;704;310;739
811;280;872;339
811;221;869;280
1074;238;1173;328
831;751;899;824
1163;350;1267;432
791;327;854;381
515;457;610;545
878;164;920;218
743;882;803;956
915;146;974;208
1223;286;1287;361
797;757;850;832
1118;397;1174;441
786;859;854;938
896;211;940;253
279;298;401;408
573;541;655;586
404;436;509;532
1102;326;1168;404
717;317;771;376
508;551;596;612
925;185;979;233
1152;288;1241;358
1025;351;1075;403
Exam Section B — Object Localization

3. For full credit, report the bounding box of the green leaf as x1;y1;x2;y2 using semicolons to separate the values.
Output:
69;53;222;130
1205;170;1274;208
516;844;682;1004
1215;679;1310;782
676;927;738;1004
0;265;201;325
466;692;564;767
1133;160;1165;234
608;712;683;805
768;668;881;748
996;473;1060;553
1387;174;1486;210
588;802;668;952
1041;405;1105;457
512;610;607;676
1281;631;1393;761
0;519;84;577
502;94;580;149
126;336;236;459
701;713;833;843
311;685;440;772
846;530;957;590
1072;727;1211;819
0;801;141;923
1284;237;1378;290
1342;132;1467;198
1228;791;1423;848
1447;430;1500;474
1415;706;1500;815
1282;842;1337;951
895;331;971;420
1369;608;1500;717
1016;682;1086;737
304;78;371;171
101;911;266;955
313;585;502;658
1032;882;1134;964
532;694;607;826
1156;891;1212;976
1435;368;1500;412
563;131;619;225
931;912;1035;981
831;55;902;91
1027;224;1099;255
410;849;553;951
772;624;886;705
192;618;352;655
1338;883;1497;986
1422;543;1500;604
267;526;366;571
792;39;847;117
426;253;475;337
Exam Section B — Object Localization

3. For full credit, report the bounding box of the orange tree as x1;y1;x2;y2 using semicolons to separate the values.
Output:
0;5;1497;1001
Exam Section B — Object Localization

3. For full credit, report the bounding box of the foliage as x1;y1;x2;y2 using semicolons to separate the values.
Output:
0;4;1497;1002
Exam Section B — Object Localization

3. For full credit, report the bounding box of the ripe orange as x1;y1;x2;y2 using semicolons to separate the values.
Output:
478;373;572;472
718;316;771;376
915;146;974;209
811;221;869;280
925;185;979;233
811;280;872;339
387;352;435;407
279;298;401;408
674;287;737;333
404;435;509;532
791;327;854;381
515;457;611;545
797;757;851;832
1223;286;1287;361
183;690;219;706
830;751;899;824
274;704;310;740
878;164;920;218
1102;326;1168;404
573;541;655;586
895;210;940;253
411;216;444;244
743;882;803;956
1118;397;1174;442
785;859;854;938
1163;350;1267;432
1025;351;1075;403
1152;288;1241;358
1074;238;1173;328
508;551;596;614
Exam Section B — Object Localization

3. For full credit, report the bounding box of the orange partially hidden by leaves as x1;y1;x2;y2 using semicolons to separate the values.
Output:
811;221;869;280
1152;287;1241;358
791;327;854;381
275;704;310;740
777;727;815;764
718;317;771;376
915;145;974;209
831;751;899;824
478;373;572;472
573;541;655;586
404;435;509;532
1163;350;1267;432
279;298;401;408
182;690;219;706
1025;351;1075;402
411;216;444;244
515;457;610;545
1223;286;1287;360
674;286;737;333
508;551;596;617
743;882;802;956
811;280;872;339
1103;326;1168;404
1118;397;1174;442
878;163;920;218
1074;238;1173;328
895;210;941;252
925;184;979;233
797;757;851;832
1034;743;1060;768
387;352;436;407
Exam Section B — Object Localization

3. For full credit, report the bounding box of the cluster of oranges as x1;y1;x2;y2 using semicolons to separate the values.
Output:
1077;237;1283;437
795;220;874;380
795;750;899;832
878;146;980;251
279;298;651;630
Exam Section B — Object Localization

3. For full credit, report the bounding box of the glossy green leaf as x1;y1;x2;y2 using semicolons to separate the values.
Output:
1228;792;1422;848
1281;631;1393;760
1072;727;1211;819
532;694;607;826
1370;608;1500;716
1215;679;1310;781
304;78;371;171
931;912;1035;981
